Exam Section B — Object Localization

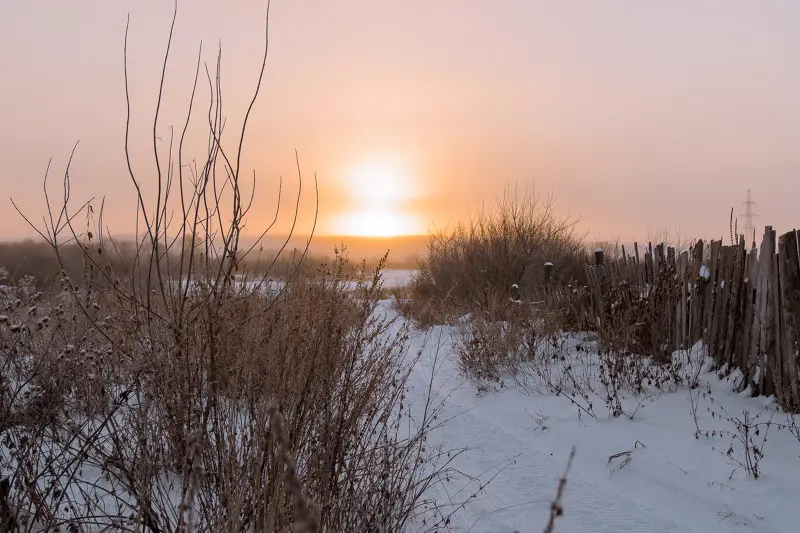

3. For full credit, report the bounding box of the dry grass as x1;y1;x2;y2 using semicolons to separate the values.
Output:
0;5;464;530
407;188;584;325
0;252;458;531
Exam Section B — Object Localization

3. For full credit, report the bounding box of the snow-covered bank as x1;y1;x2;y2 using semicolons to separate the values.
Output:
390;302;800;532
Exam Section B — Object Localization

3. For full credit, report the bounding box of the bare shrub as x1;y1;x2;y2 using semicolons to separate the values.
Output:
408;188;584;324
453;297;570;392
689;380;785;480
454;307;526;389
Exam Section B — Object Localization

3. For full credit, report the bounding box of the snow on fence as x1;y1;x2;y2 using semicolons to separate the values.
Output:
565;227;800;411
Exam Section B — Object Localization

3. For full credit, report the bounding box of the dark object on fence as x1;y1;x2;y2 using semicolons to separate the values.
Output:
594;248;604;266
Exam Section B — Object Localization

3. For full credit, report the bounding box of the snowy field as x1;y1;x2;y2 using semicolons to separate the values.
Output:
5;265;799;532
377;269;418;289
384;301;800;533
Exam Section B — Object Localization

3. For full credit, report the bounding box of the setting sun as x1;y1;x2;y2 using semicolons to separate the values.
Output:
332;159;423;237
333;211;423;237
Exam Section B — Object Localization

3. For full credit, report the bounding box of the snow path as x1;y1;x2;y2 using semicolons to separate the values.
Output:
389;304;800;533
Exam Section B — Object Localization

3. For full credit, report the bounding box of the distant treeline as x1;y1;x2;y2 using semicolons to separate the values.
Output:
0;239;414;287
0;240;91;285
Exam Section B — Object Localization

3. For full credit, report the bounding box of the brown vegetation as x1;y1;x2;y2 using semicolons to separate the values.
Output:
1;4;459;530
406;189;584;326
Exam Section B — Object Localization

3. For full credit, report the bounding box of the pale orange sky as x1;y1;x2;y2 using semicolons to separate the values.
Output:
2;1;799;243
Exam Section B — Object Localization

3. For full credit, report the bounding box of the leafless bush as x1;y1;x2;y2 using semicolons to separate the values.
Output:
452;294;577;393
407;188;584;324
453;307;526;390
2;4;460;531
689;380;785;480
646;225;693;255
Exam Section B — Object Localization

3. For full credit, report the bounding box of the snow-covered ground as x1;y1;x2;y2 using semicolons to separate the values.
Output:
379;269;417;288
7;261;799;531
389;302;800;533
210;268;417;295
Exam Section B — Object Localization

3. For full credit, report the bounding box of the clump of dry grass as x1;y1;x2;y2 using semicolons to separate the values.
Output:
453;302;532;389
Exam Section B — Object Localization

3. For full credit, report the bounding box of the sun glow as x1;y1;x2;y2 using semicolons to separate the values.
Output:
333;159;423;237
334;211;423;238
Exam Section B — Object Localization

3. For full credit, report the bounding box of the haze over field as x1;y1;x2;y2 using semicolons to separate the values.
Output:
2;1;800;246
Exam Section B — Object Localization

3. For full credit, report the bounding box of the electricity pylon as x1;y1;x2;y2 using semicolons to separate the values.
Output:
738;190;759;249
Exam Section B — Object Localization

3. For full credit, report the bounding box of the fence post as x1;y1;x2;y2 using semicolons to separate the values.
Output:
595;248;604;267
544;262;553;292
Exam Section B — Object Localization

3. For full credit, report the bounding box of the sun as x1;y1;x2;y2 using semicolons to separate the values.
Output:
333;159;423;237
334;211;423;238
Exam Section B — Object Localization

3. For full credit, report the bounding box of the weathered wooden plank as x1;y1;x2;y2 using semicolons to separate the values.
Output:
758;228;776;395
788;231;800;406
769;244;781;397
620;256;632;311
737;247;758;377
634;242;644;295
723;239;745;368
777;230;800;408
749;231;768;393
679;251;689;349
667;247;677;274
690;240;705;344
704;241;722;356
656;244;665;275
712;246;734;363
586;265;605;327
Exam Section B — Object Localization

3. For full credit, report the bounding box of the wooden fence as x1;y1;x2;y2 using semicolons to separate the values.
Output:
569;227;800;410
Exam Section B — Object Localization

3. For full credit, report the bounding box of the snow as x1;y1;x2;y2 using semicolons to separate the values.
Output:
700;264;711;280
6;287;800;531
389;304;800;532
380;269;418;288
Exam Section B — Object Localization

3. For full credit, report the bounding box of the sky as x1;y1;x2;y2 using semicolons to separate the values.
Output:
2;1;799;245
